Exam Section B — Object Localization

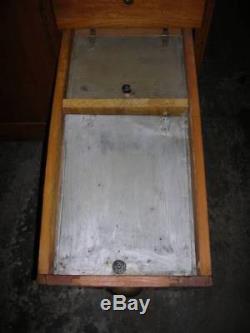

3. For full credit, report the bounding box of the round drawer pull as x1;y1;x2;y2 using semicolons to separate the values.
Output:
112;260;126;274
122;84;132;94
123;0;134;5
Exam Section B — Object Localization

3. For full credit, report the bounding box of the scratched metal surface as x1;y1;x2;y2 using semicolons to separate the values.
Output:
66;31;187;99
54;115;196;275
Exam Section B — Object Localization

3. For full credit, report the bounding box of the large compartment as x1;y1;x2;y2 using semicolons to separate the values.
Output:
54;114;196;276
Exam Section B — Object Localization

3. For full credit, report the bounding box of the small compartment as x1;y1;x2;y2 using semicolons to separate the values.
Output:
67;31;187;99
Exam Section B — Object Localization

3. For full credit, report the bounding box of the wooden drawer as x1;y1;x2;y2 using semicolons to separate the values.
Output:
38;28;211;287
54;0;206;29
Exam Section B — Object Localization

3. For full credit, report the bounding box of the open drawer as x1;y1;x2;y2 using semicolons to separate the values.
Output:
37;28;212;288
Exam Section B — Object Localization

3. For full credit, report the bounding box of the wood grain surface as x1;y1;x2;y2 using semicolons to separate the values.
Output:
38;274;212;287
183;28;212;276
38;30;72;275
53;0;205;29
63;99;188;115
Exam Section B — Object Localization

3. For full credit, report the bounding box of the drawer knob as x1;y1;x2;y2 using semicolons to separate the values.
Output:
112;260;126;274
122;84;132;94
123;0;134;5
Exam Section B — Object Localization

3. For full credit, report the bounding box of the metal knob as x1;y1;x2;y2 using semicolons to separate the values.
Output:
123;0;134;5
122;84;132;94
112;260;126;274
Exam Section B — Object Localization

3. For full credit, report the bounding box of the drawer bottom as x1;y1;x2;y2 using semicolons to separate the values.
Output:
54;114;196;276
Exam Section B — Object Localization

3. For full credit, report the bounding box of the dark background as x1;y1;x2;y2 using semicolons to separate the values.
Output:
0;1;250;332
0;0;60;138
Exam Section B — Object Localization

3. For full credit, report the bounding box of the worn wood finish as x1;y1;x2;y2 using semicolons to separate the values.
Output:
38;274;212;287
76;28;181;37
53;0;205;29
37;28;212;286
63;99;188;115
38;30;72;275
183;28;212;276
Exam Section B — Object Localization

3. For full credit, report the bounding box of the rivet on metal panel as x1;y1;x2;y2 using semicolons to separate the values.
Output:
122;84;132;97
112;260;126;274
161;28;169;48
161;116;171;135
88;28;96;49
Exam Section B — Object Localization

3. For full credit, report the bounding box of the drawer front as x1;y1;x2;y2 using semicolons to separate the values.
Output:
53;0;205;29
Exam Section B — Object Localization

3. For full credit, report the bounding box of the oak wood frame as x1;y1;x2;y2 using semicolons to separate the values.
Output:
37;28;212;287
63;98;188;116
53;0;206;30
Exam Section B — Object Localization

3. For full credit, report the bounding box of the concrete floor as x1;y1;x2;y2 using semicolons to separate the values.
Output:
0;2;250;332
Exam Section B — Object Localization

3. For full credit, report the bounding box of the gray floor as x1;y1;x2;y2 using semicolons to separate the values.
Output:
0;1;250;332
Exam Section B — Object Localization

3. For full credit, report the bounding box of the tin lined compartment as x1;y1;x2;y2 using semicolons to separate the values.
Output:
54;114;196;276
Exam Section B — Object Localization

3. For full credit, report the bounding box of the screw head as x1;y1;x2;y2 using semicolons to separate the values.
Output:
122;84;132;94
112;260;126;274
